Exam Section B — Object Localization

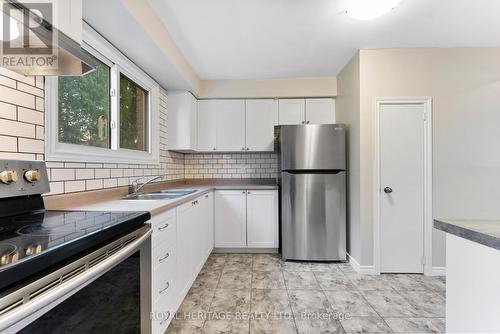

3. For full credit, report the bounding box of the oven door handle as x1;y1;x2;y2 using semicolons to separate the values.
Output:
0;228;152;333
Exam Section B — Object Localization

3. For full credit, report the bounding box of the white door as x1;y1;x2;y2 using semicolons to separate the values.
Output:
214;190;247;248
380;103;425;273
215;100;246;151
278;99;305;125
197;100;217;151
245;99;275;152
305;98;335;124
247;190;278;248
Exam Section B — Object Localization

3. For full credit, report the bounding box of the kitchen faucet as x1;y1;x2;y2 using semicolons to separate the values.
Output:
131;176;162;194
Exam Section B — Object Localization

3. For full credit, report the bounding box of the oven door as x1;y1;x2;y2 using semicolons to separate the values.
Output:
0;226;152;334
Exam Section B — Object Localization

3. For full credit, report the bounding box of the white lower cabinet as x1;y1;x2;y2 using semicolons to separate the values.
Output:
214;190;247;248
214;189;278;249
246;190;278;248
150;192;214;333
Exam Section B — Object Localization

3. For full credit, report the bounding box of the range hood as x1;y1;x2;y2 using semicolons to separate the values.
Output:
0;0;95;76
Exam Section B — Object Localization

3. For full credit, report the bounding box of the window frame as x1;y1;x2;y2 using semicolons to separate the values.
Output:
45;23;160;165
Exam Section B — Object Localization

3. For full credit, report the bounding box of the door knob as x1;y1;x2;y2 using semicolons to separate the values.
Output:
384;187;393;194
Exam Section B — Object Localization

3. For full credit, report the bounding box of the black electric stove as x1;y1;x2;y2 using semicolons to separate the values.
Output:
0;160;151;293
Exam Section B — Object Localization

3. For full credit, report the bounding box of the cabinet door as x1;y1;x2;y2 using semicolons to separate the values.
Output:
216;100;246;151
197;100;217;151
199;191;214;257
246;190;278;248
278;99;306;125
176;200;197;296
167;91;197;151
214;190;247;248
305;98;335;124
245;99;275;152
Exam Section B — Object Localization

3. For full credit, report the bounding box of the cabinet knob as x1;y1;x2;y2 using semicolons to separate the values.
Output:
306;121;310;124
241;147;245;150
301;121;305;124
246;147;249;151
247;191;251;194
213;147;216;151
242;191;246;194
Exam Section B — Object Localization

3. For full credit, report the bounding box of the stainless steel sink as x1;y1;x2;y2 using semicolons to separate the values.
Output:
151;189;198;196
122;189;198;200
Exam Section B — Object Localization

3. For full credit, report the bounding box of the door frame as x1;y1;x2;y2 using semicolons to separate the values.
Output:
372;97;433;275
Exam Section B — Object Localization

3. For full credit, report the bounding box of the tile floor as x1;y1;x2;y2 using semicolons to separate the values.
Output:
167;254;446;334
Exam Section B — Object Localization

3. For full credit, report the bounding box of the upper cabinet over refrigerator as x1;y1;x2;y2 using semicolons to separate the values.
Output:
280;124;346;171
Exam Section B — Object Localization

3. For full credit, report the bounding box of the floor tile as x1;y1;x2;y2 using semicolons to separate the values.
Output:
253;254;283;271
361;290;420;317
345;273;392;291
209;288;251;313
192;269;221;289
337;262;357;273
288;289;333;317
252;271;286;289
203;319;249;334
323;290;378;317
340;316;393;333
166;319;204;334
226;254;253;266
381;274;428;291
251;289;292;316
308;262;341;272
250;318;297;334
315;271;356;290
428;318;445;332
282;261;313;272
218;270;252;289
384;317;443;333
177;286;216;315
296;317;345;334
408;275;446;293
402;290;445;317
283;271;320;289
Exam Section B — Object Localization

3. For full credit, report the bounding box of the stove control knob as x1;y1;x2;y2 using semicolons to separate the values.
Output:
0;170;18;184
24;170;40;183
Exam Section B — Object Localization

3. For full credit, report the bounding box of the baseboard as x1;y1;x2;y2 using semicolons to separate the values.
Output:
346;253;376;274
430;266;446;276
213;248;278;254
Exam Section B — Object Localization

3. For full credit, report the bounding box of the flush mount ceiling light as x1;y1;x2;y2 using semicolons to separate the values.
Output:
346;0;403;20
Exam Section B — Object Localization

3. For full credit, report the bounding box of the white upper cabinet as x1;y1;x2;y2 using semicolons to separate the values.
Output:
245;99;275;152
278;98;336;125
278;99;306;125
167;91;197;152
246;190;278;248
215;100;246;151
197;100;217;151
305;98;336;124
39;0;82;43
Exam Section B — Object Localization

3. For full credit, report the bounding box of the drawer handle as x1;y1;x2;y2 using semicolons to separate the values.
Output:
159;252;170;263
159;281;170;294
158;223;169;231
205;194;208;198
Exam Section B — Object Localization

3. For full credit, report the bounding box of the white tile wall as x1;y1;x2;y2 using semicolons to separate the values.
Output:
0;70;185;195
184;152;278;179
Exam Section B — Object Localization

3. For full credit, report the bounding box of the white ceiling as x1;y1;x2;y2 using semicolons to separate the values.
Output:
149;0;500;80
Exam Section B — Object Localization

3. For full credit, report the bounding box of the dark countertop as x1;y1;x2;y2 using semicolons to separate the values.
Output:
434;219;500;251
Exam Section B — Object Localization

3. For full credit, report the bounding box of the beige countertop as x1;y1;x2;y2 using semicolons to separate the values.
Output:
47;179;278;216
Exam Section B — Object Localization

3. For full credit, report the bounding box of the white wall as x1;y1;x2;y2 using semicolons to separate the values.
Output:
336;52;362;263
338;47;500;269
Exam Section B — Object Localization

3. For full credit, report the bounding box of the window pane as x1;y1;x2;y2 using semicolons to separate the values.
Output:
120;74;148;152
58;49;110;148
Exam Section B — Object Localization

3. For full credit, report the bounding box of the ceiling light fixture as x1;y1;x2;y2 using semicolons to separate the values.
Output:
346;0;403;20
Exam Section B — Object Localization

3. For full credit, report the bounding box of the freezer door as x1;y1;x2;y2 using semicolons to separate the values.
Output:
280;124;346;171
281;171;346;261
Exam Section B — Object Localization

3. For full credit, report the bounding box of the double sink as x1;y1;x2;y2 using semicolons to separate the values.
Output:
123;189;198;200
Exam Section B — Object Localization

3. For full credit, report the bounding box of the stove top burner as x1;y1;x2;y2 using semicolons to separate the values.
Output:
17;224;80;237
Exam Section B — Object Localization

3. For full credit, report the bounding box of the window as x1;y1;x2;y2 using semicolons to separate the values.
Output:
46;24;159;164
58;50;111;149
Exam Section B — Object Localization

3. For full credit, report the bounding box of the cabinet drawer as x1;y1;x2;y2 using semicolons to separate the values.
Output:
152;244;176;304
151;210;176;248
152;295;176;334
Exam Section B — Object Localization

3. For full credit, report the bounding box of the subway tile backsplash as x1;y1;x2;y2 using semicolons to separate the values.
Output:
184;153;278;179
0;68;279;195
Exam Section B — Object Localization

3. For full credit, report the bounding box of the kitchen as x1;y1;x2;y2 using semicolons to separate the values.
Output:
0;0;499;333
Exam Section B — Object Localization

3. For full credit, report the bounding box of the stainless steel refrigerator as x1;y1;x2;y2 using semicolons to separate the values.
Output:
278;124;346;261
